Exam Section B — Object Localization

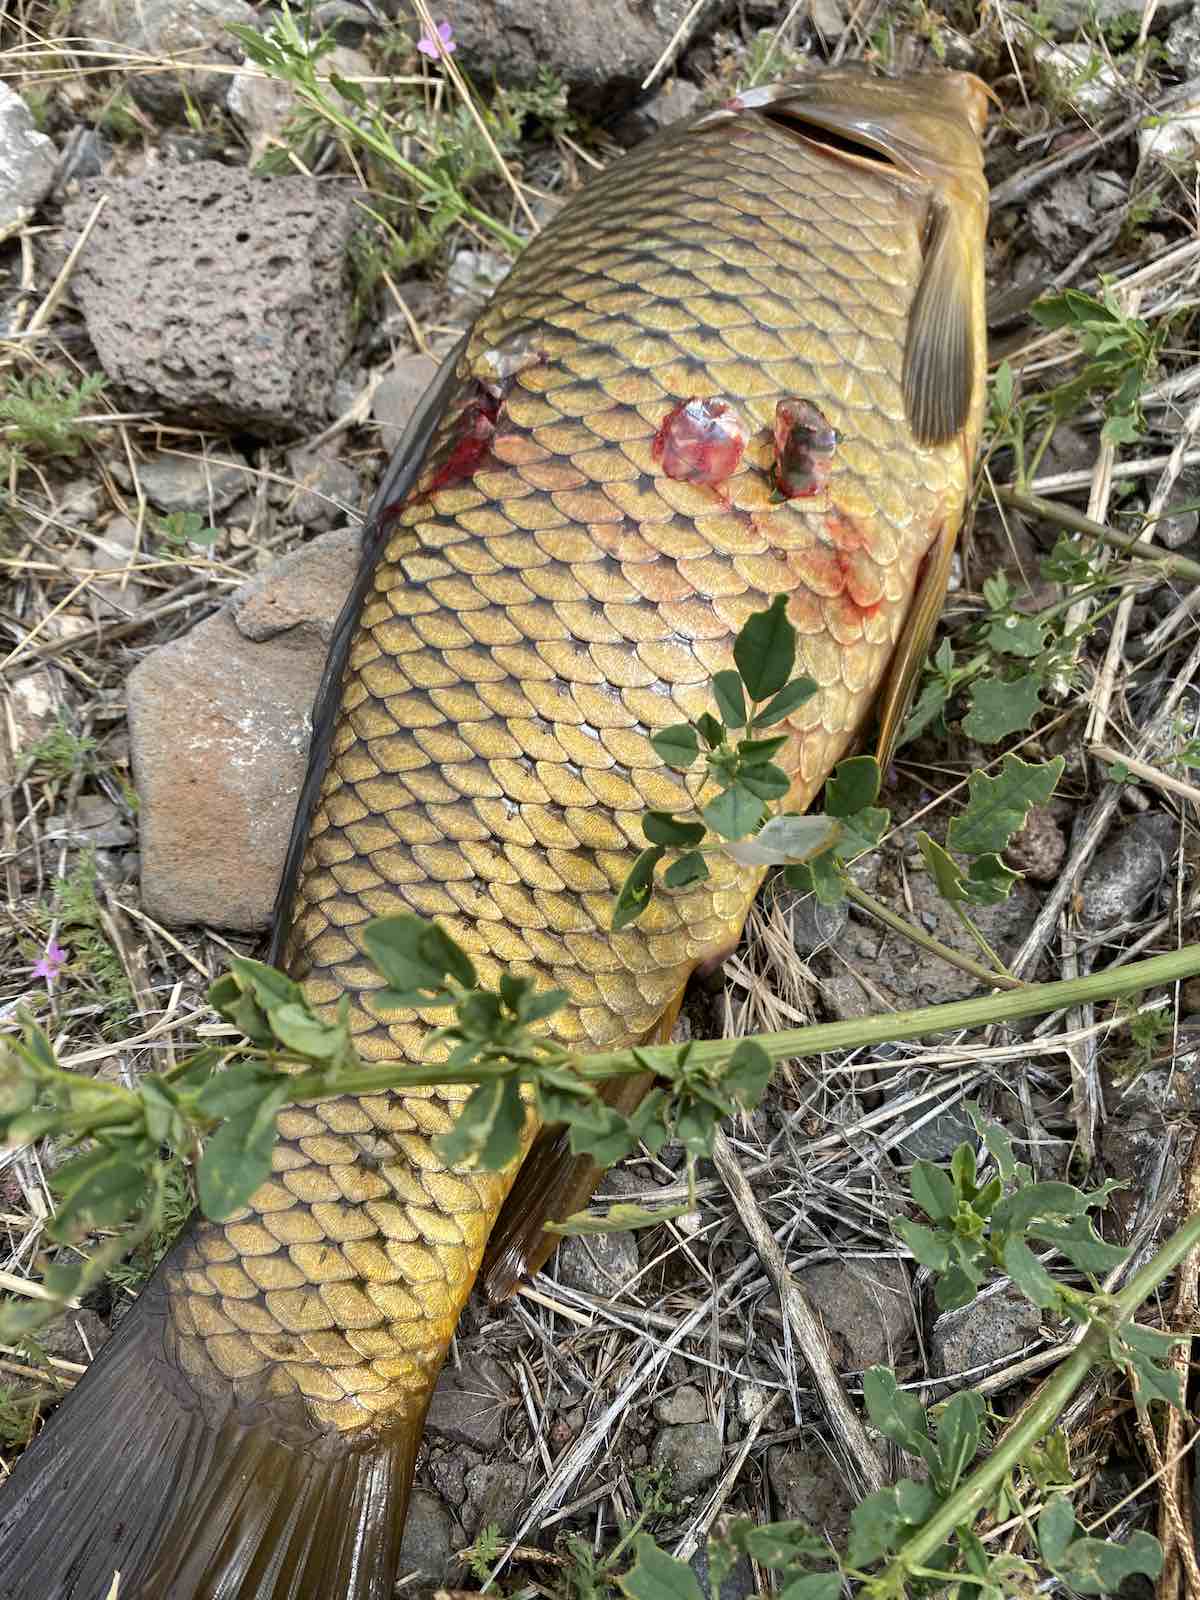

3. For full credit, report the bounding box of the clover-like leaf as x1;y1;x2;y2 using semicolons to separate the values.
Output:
734;594;795;701
652;724;700;770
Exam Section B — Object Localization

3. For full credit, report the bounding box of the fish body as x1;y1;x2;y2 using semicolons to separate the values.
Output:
0;69;988;1600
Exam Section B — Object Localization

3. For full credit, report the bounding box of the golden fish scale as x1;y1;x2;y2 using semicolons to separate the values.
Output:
161;116;969;1445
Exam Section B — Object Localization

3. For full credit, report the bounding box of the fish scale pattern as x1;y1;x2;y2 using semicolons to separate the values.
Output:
161;112;968;1447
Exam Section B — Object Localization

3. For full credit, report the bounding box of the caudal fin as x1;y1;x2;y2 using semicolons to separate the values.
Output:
0;1285;421;1600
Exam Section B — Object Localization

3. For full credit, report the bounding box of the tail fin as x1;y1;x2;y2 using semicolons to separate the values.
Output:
0;1285;421;1600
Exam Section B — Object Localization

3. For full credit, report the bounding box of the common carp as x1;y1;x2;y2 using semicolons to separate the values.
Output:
0;66;989;1599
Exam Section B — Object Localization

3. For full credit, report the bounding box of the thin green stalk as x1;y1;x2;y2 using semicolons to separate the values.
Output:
844;882;1024;992
996;487;1200;586
879;1203;1200;1589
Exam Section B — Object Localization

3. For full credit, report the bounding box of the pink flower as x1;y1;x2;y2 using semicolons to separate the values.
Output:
33;939;67;986
417;19;456;59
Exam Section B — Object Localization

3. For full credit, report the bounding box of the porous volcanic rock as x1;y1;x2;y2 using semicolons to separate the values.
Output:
64;163;357;437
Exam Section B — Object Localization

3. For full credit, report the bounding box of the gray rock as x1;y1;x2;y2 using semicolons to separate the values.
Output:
1003;804;1066;884
73;0;256;118
794;1258;914;1370
1155;507;1199;550
64;163;356;438
439;0;703;115
426;1353;513;1452
427;1449;469;1508
462;1461;527;1538
36;1307;110;1369
1035;41;1123;116
127;528;360;930
651;1422;723;1497
0;83;58;241
137;454;253;517
1088;171;1127;214
895;1102;979;1164
689;1544;756;1600
1141;98;1200;167
1045;0;1186;36
396;1489;461;1585
67;793;135;849
54;126;112;199
809;0;847;38
447;247;509;314
787;888;848;954
932;1287;1042;1378
372;354;439;453
767;1446;856;1543
1029;174;1096;266
282;446;363;530
1079;812;1179;930
63;518;145;620
1167;8;1200;78
614;78;703;145
556;1228;638;1298
314;0;372;45
653;1384;707;1425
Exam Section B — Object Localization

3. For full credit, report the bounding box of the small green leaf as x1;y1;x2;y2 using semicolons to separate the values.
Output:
893;1218;950;1272
434;1077;526;1171
363;915;477;1005
1004;1237;1062;1310
734;594;795;701
51;1150;149;1235
737;734;789;765
643;812;705;847
738;1523;830;1566
963;853;1020;905
613;846;665;929
702;785;764;841
863;1367;933;1462
228;955;303;1011
962;675;1042;743
825;755;880;817
617;1535;705;1600
738;764;790;802
712;670;747;729
985;613;1045;658
778;1574;841;1600
664;852;709;889
847;1481;936;1567
1037;1496;1076;1568
198;1085;287;1220
723;814;839;867
753;676;819;728
696;712;725;750
917;832;968;904
901;677;950;746
652;724;700;770
721;1039;773;1109
268;1002;349;1060
949;755;1065;858
934;1390;984;1491
911;1159;957;1222
196;1062;280;1120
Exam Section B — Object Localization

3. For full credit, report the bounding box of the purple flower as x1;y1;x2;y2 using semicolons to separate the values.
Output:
33;939;68;986
417;19;456;59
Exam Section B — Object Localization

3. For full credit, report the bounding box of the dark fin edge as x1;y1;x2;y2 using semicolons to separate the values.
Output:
872;518;959;774
482;990;687;1302
902;197;976;447
269;338;468;966
0;1282;422;1600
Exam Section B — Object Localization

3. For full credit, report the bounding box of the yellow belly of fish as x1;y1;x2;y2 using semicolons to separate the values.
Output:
161;116;969;1444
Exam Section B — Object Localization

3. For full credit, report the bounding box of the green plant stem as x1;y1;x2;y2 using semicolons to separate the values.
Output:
843;883;1024;992
996;487;1200;585
878;1204;1200;1590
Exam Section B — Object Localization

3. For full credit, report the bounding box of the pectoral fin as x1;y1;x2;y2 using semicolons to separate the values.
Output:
872;518;959;774
903;196;977;446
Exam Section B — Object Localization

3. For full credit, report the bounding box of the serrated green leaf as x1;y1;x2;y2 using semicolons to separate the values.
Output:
991;1181;1090;1233
613;846;665;930
703;785;764;841
970;1108;1031;1186
911;1159;957;1222
362;915;476;1004
949;755;1065;858
1037;1496;1076;1568
712;670;747;729
825;755;880;817
617;1535;705;1600
1004;1236;1062;1310
734;594;795;701
663;852;709;890
652;724;700;770
962;675;1042;743
434;1077;526;1171
643;812;705;847
548;1199;692;1235
963;853;1020;905
723;814;840;868
198;1085;287;1220
1027;1215;1128;1274
753;677;819;728
985;613;1045;658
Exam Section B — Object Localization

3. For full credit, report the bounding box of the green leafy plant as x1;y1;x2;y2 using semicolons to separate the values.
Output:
154;510;219;549
24;717;98;780
0;371;107;465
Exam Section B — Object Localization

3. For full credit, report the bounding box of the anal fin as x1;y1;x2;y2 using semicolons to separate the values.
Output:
872;517;959;775
482;988;686;1303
